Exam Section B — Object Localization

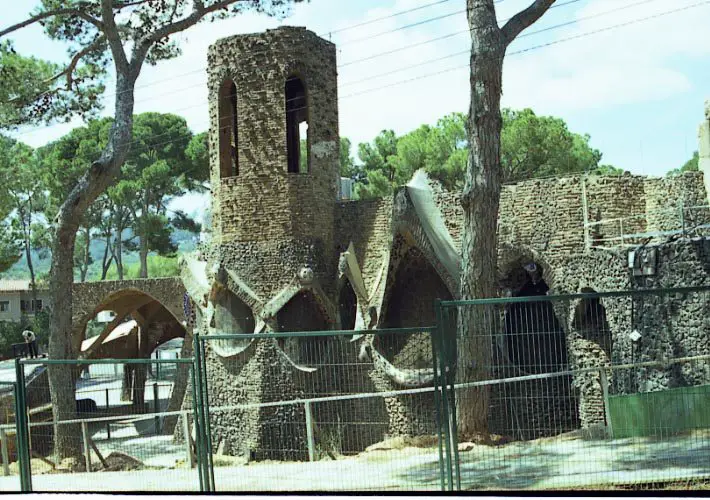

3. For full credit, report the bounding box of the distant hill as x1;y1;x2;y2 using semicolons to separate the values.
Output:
0;229;198;281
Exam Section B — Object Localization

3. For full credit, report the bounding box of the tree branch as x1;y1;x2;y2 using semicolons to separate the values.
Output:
0;7;102;38
501;0;556;47
45;35;107;89
144;0;242;45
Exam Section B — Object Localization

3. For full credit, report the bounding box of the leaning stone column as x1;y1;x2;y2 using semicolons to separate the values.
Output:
699;100;710;205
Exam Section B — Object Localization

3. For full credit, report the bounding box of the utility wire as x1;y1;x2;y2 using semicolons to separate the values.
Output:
341;0;664;88
326;0;457;37
7;0;581;133
341;0;710;98
340;0;583;66
13;0;707;143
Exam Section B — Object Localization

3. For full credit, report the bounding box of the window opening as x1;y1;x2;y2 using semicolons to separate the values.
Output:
218;80;238;178
286;77;308;173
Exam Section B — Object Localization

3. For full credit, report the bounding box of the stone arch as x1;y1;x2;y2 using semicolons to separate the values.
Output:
218;78;238;178
572;288;612;358
75;286;186;359
276;289;332;367
567;287;614;429
285;74;309;174
209;284;257;358
496;248;566;375
498;243;555;293
487;247;580;439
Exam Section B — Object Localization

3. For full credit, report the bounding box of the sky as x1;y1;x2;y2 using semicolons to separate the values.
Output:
3;0;710;221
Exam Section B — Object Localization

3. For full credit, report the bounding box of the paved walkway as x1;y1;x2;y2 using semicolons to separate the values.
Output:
0;430;708;492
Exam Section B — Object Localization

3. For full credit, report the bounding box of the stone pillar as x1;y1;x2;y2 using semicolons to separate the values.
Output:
699;100;710;205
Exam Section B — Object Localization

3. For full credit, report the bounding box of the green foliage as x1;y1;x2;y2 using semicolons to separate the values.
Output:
0;40;103;129
35;113;203;278
353;108;619;198
340;137;358;179
105;254;179;280
500;108;604;183
667;151;699;176
0;134;44;273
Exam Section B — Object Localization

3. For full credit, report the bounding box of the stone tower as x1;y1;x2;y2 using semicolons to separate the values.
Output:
207;27;340;274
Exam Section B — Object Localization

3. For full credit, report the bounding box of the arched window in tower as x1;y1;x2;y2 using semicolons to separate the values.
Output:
285;76;309;174
218;79;238;178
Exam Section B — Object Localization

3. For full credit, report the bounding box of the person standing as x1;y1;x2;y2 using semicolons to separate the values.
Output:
22;329;38;359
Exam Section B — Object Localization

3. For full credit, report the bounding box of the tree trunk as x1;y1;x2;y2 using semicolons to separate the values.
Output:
48;225;83;457
132;364;147;411
139;230;148;278
116;232;124;280
48;71;137;459
457;0;507;439
80;227;90;282
101;230;113;280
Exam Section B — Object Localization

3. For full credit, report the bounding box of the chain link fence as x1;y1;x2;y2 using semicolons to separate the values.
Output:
2;286;710;492
437;286;710;490
195;328;446;492
7;358;204;492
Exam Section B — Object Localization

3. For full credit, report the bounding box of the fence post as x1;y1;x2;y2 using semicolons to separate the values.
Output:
304;401;316;462
192;334;211;492
0;429;9;476
155;352;161;380
81;421;92;473
105;389;111;440
153;383;161;435
199;338;215;491
15;361;31;492
430;305;446;492
434;301;454;491
599;368;613;439
183;413;195;469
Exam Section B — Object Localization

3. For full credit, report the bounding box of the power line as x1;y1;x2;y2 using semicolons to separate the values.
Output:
340;0;665;88
94;0;710;160
326;0;456;37
13;0;707;144
8;0;582;136
339;0;583;66
341;0;710;98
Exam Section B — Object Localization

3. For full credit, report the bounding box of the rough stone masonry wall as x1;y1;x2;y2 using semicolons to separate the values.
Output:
644;172;710;236
335;197;394;308
207;27;340;248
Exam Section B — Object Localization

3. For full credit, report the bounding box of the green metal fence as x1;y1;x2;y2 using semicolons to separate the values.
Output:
4;285;710;492
437;285;710;490
0;380;26;492
12;357;206;492
195;327;448;492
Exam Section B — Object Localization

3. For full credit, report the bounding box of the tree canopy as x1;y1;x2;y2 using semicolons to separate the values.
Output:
349;108;622;199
